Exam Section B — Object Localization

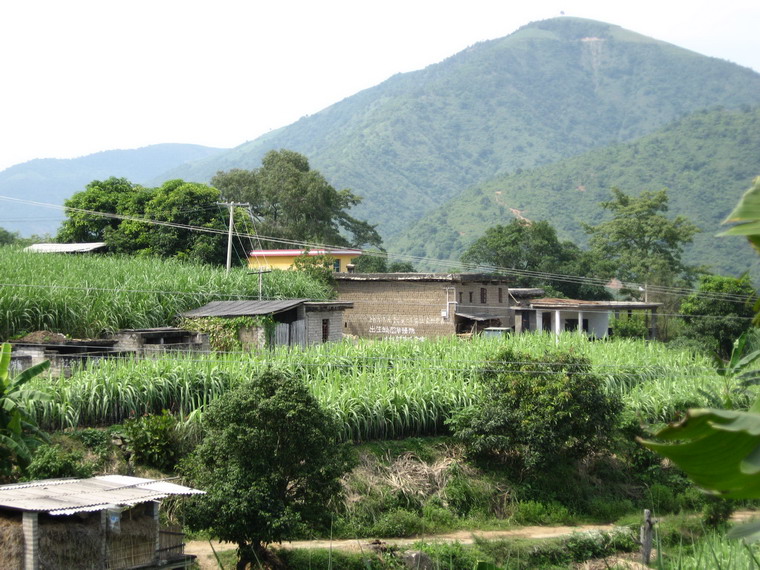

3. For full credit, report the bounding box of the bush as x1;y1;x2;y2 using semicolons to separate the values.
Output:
122;410;180;471
511;500;572;525
449;348;622;473
611;313;650;339
370;509;424;537
25;444;93;480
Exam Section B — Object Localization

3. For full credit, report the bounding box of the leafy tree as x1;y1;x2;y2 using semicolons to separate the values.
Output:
212;149;382;249
0;344;50;481
679;274;756;358
0;227;21;245
584;188;700;294
461;220;610;299
353;250;416;273
449;348;621;475
181;370;352;568
292;251;337;292
57;177;144;243
57;177;249;265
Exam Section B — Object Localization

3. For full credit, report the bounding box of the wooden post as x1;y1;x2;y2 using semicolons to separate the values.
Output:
640;509;653;564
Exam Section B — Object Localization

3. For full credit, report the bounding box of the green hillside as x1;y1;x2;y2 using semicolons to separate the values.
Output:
0;144;225;237
159;17;760;240
393;106;760;279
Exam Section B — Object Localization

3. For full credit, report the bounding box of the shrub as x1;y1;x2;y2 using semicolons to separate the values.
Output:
370;509;424;537
511;500;572;525
122;410;180;471
449;348;622;473
611;313;650;339
25;444;93;480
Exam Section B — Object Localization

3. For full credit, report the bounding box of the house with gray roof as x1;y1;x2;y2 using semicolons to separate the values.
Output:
182;299;353;348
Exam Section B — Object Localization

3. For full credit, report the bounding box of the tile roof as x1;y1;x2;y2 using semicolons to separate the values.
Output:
183;299;307;318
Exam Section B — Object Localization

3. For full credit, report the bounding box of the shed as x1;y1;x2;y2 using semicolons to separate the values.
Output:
182;299;353;348
24;242;107;254
0;475;204;569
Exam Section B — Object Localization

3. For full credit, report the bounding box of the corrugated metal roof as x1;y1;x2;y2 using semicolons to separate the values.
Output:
0;475;204;515
183;299;307;318
25;242;107;253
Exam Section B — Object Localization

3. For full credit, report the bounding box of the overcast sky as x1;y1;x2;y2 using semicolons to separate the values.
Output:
0;0;758;173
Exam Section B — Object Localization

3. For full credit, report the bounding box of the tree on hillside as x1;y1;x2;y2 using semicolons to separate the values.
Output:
57;178;249;265
460;219;610;300
212;149;382;249
679;274;756;359
181;370;352;569
584;188;700;295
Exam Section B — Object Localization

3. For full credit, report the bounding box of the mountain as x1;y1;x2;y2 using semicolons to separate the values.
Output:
0;144;226;236
393;106;760;279
158;17;760;242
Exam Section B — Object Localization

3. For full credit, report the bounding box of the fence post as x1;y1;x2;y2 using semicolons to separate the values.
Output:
641;508;653;564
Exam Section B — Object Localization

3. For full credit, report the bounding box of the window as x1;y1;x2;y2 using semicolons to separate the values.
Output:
498;288;503;303
468;291;473;303
458;292;463;304
480;288;487;304
322;319;330;342
333;259;341;272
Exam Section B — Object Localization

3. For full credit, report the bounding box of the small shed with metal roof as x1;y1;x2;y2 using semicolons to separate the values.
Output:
182;299;353;348
0;475;204;569
24;242;107;254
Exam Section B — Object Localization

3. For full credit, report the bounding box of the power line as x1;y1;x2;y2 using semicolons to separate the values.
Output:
1;193;756;305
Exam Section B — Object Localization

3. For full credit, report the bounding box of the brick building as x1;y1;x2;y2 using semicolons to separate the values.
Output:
334;273;537;339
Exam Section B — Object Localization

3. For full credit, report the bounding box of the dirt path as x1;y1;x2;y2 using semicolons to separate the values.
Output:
186;523;616;569
186;511;760;569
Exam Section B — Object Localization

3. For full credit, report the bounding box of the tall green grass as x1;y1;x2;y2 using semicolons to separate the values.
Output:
22;334;736;440
0;246;330;338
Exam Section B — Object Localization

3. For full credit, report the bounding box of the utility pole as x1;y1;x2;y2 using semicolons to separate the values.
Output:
217;202;249;273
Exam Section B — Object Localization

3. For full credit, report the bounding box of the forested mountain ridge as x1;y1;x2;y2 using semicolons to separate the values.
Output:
0;144;225;236
393;106;760;278
158;17;760;240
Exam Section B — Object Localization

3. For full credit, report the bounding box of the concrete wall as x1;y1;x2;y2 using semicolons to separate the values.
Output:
305;308;345;345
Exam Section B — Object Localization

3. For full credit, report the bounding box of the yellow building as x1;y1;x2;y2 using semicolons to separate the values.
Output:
248;249;363;272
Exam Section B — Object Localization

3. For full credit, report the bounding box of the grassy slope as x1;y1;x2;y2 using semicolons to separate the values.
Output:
394;106;760;278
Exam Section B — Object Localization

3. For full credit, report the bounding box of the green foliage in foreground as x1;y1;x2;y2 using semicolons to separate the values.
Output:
0;245;331;339
0;343;49;480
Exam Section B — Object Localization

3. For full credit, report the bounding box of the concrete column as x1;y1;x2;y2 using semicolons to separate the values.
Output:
536;311;543;332
23;511;39;570
578;311;584;335
554;310;562;336
650;308;658;340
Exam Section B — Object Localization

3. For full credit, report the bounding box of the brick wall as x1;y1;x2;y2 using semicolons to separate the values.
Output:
305;309;344;344
336;278;513;339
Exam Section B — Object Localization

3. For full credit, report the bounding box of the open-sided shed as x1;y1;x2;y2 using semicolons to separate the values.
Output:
0;475;203;569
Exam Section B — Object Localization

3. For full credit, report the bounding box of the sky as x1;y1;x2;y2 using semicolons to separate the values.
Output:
0;0;758;173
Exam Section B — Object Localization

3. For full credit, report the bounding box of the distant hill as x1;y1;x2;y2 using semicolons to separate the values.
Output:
393;106;760;279
158;17;760;241
0;144;226;236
